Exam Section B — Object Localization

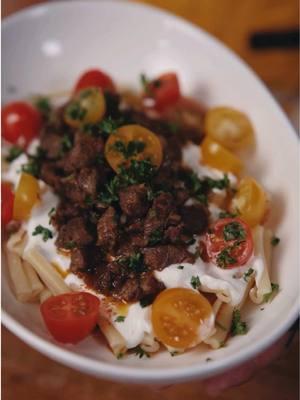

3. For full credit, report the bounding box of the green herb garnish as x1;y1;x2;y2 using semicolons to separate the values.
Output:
115;316;126;323
140;296;152;308
271;236;280;246
32;225;53;242
223;221;246;241
111;140;146;159
5;146;23;162
21;147;46;177
66;101;87;121
219;211;239;219
177;265;184;270
118;252;145;273
243;267;254;282
134;345;150;359
216;247;237;269
34;96;52;117
148;228;163;246
64;241;77;250
231;309;248;336
117;353;124;360
263;283;279;303
190;276;201;289
60;134;73;154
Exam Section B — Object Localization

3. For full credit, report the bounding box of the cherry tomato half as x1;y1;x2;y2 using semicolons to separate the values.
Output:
205;217;253;268
204;107;255;151
13;173;39;221
74;69;116;93
152;288;213;349
201;137;243;176
105;124;163;172
230;177;267;227
40;292;100;344
2;102;41;147
1;182;14;226
145;72;181;112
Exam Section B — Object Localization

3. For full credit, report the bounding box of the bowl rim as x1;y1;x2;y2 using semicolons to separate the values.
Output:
2;0;299;384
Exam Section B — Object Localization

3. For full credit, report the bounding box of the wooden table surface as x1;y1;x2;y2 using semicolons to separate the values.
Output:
2;1;299;399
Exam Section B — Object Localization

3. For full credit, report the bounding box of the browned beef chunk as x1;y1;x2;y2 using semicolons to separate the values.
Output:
52;202;79;228
40;131;63;160
180;204;209;234
139;272;165;297
40;162;62;191
119;184;149;218
61;167;98;205
97;207;118;250
56;217;93;249
125;218;143;233
70;246;103;273
174;188;189;206
164;224;184;243
116;279;142;302
70;247;88;272
159;135;182;162
93;262;128;295
144;192;174;241
116;233;146;257
143;245;194;271
63;132;103;173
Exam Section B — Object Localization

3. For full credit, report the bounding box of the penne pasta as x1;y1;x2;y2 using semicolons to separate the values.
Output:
39;288;53;304
204;303;234;349
6;229;28;257
98;317;127;357
23;247;70;295
23;260;44;299
5;249;33;302
140;333;160;353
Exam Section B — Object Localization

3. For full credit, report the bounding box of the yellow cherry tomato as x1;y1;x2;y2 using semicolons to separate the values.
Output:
230;177;267;227
201;137;243;175
13;173;39;220
151;288;213;349
64;87;106;128
105;124;163;172
204;107;254;150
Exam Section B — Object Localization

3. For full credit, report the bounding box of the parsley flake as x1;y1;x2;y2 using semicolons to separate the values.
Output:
191;276;201;289
32;225;53;242
134;345;150;359
177;265;184;270
34;96;52;117
223;221;246;241
243;267;254;282
5;146;23;162
271;236;280;246
263;283;279;303
231;309;248;336
111;140;146;159
140;296;152;308
118;252;145;273
115;316;126;323
148;228;164;246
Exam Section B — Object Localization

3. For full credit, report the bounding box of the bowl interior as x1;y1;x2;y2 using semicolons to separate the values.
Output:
2;0;299;384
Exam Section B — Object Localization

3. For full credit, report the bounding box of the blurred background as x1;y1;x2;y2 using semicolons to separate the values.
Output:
2;0;299;399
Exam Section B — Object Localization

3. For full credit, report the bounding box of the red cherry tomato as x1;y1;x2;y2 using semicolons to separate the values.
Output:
145;72;181;112
2;102;41;147
74;69;116;93
1;182;14;226
40;292;100;344
205;217;253;268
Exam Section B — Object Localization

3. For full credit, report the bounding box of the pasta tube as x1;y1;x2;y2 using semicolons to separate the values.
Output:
98;317;127;357
23;260;44;298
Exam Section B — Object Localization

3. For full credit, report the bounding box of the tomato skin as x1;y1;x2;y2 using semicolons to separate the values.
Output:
2;102;41;147
146;73;181;112
41;292;100;344
13;173;39;221
205;217;253;268
1;183;14;226
74;69;116;93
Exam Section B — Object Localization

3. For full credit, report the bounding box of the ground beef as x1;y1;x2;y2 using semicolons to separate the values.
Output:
143;245;194;271
56;217;93;249
97;207;118;250
180;204;209;234
119;184;149;218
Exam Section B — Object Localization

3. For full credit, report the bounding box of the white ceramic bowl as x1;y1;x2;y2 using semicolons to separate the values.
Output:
2;0;299;385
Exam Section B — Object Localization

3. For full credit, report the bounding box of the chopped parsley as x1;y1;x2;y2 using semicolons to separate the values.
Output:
98;116;125;136
134;345;150;359
32;225;53;242
117;353;124;360
140;296;152;308
170;351;179;357
190;275;201;289
271;236;280;246
219;211;239;219
177;265;184;270
216;246;237;269
118;252;145;273
66;101;87;121
60;134;73;154
5;146;23;162
48;207;56;217
64;241;77;250
206;358;212;362
231;309;248;336
204;174;230;190
21;147;46;177
223;221;246;241
263;283;279;303
115;316;126;323
111;140;146;159
148;228;164;246
243;267;254;282
34;96;52;117
140;73;151;94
